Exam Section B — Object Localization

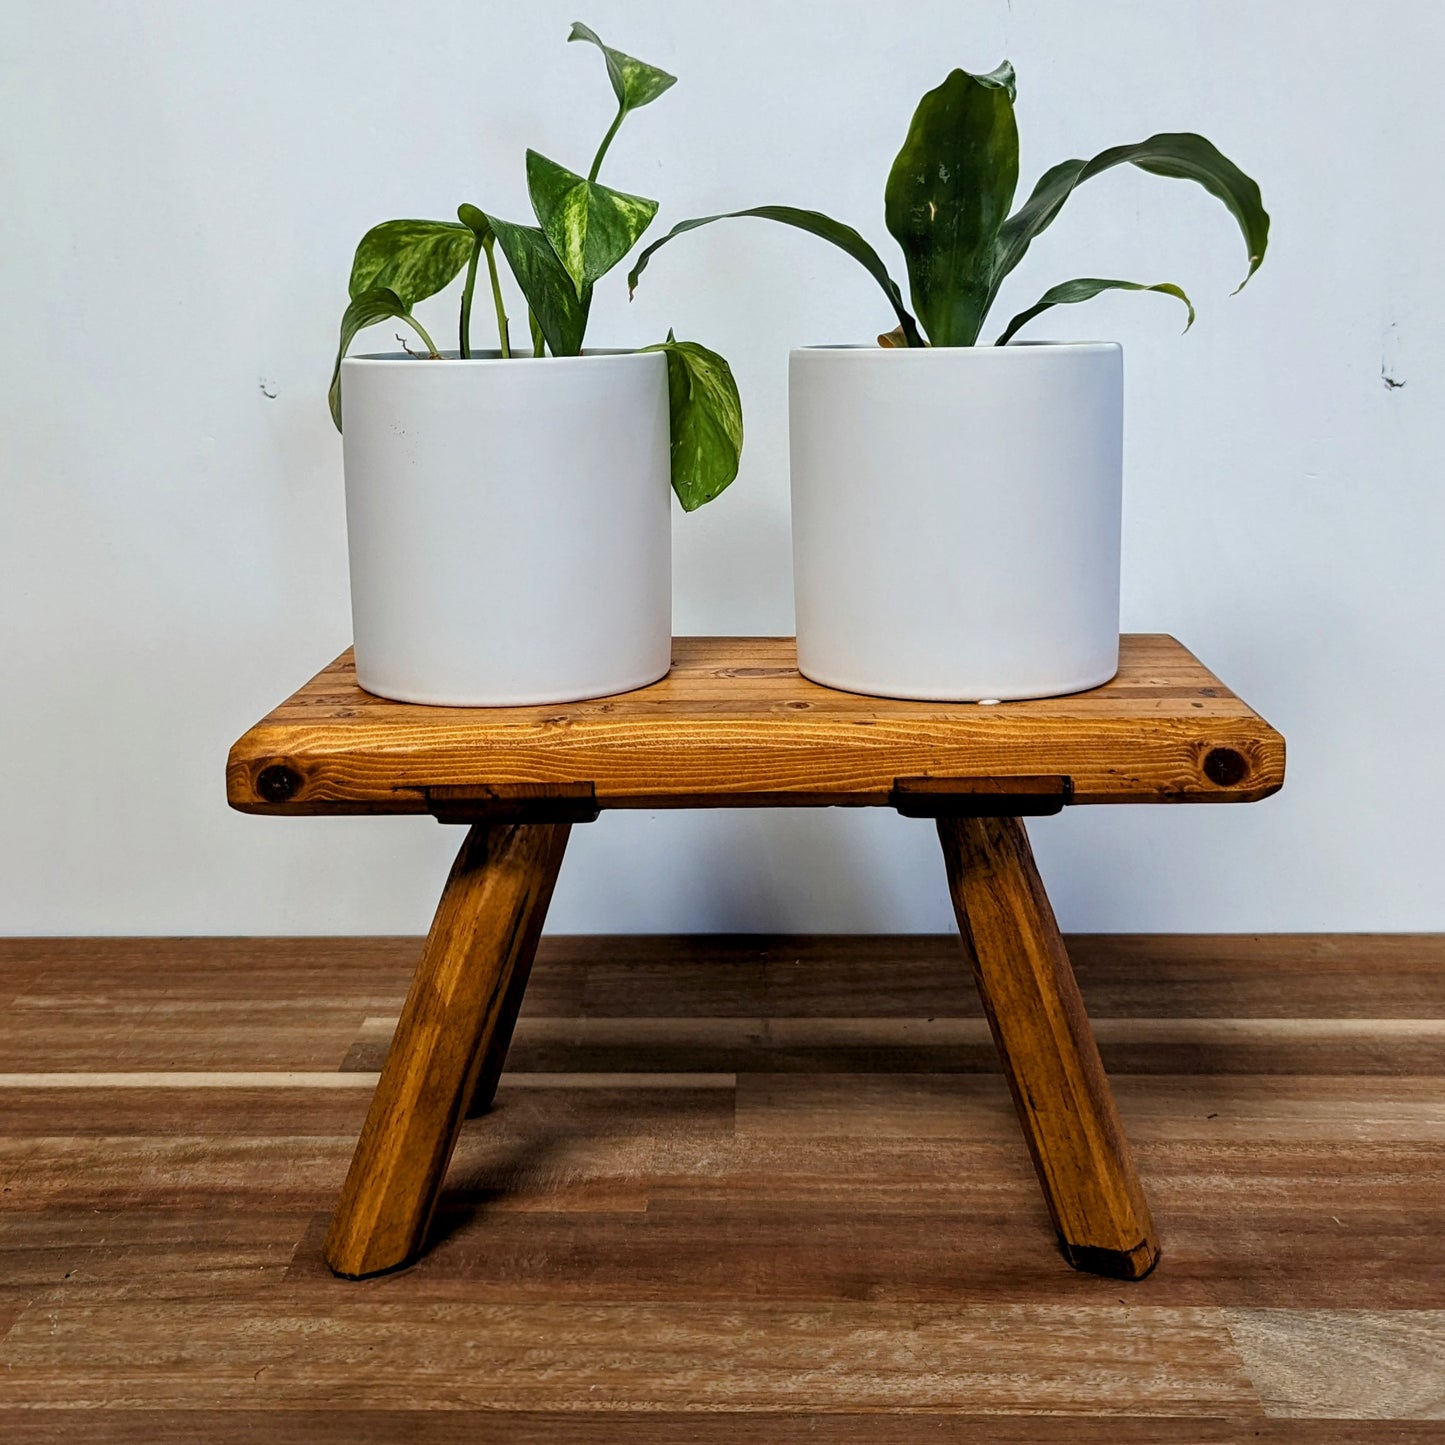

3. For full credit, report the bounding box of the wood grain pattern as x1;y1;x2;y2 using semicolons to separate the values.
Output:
1224;1310;1445;1418
730;1075;1445;1144
939;816;1158;1278
468;925;538;1118
323;823;569;1278
347;1013;1445;1077
0;1414;1439;1445
2;934;1442;1430
0;1300;1257;1412
225;635;1285;813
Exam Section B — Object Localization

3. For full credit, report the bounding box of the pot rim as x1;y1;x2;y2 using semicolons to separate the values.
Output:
344;347;662;367
791;340;1121;357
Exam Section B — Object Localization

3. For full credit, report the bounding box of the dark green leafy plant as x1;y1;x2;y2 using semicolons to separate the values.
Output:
630;61;1268;347
329;22;741;513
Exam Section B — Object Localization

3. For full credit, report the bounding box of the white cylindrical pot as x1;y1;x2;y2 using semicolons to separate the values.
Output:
341;350;672;706
789;342;1123;701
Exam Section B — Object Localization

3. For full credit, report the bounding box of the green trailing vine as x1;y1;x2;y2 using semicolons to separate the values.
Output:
329;22;742;514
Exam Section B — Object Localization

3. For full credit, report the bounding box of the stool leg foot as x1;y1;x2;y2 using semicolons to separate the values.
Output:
936;815;1160;1280
324;821;569;1279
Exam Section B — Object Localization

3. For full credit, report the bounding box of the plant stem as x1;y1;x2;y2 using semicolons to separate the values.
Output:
588;102;626;183
458;240;481;359
405;313;442;359
483;237;510;358
529;309;545;357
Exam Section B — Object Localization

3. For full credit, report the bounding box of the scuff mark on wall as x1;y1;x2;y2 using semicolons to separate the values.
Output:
1381;320;1405;391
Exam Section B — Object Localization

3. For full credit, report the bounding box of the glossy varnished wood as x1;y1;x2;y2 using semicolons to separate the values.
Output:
227;639;1282;1282
0;935;1443;1432
226;635;1285;813
323;823;569;1278
939;816;1159;1278
467;928;536;1118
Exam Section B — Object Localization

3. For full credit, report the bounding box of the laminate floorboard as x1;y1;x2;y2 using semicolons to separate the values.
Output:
7;1412;1443;1444
0;934;1441;1438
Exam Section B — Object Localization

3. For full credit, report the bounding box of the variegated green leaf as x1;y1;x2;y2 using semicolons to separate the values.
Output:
455;203;494;247
328;286;423;431
884;63;1019;346
995;277;1194;345
346;220;474;309
641;334;743;511
527;149;657;298
483;213;591;356
568;21;676;114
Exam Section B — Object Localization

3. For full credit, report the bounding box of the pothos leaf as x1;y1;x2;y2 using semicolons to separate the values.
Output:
628;206;922;346
568;21;676;114
640;334;743;511
990;133;1270;310
995;277;1195;345
457;203;507;359
526;149;658;298
483;213;591;356
456;203;494;246
884;63;1019;346
328;286;414;430
346;220;474;309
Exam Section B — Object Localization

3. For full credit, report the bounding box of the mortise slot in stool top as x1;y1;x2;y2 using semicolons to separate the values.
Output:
891;775;1073;818
423;782;600;826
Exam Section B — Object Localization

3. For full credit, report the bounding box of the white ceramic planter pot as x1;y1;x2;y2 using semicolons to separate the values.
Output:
341;350;672;706
789;342;1123;701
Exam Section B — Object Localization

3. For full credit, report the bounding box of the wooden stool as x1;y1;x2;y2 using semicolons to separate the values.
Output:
227;635;1284;1281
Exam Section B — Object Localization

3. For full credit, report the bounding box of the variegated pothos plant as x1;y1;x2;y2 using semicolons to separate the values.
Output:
629;61;1269;348
329;23;741;513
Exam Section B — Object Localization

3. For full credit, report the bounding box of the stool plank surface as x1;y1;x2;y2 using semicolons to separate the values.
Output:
226;635;1283;815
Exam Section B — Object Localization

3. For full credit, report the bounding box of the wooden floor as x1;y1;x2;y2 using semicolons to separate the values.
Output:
0;934;1442;1441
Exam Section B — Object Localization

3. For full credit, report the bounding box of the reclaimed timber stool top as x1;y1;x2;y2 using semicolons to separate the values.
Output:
226;635;1284;1283
227;633;1284;816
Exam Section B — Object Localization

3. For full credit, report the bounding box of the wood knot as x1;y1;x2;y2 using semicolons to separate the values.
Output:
256;764;302;803
1203;747;1249;787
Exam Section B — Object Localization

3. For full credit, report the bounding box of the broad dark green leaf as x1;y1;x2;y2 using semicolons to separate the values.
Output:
990;133;1270;310
346;220;474;309
641;334;743;512
568;21;676;114
628;206;922;347
995;276;1194;345
483;213;591;356
884;63;1018;346
328;286;412;431
526;149;658;297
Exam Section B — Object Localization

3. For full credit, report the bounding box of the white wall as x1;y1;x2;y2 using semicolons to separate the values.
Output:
3;0;1442;936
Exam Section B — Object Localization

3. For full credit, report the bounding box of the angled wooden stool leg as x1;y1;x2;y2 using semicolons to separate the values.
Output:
937;814;1159;1280
466;932;534;1117
324;821;570;1279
